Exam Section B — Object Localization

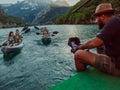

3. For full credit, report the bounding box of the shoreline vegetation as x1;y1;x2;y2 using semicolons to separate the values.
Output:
1;0;120;29
55;0;120;24
0;15;28;29
0;6;28;29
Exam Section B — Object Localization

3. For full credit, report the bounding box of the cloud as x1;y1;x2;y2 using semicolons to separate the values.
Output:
66;0;79;5
0;0;79;5
52;0;79;6
0;0;24;4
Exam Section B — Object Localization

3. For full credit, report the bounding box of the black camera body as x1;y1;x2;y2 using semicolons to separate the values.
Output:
68;37;81;53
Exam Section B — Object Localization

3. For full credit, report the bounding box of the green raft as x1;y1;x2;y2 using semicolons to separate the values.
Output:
49;68;120;90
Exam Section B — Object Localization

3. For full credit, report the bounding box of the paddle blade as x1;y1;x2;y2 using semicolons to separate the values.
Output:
22;26;28;31
53;31;59;34
0;41;8;47
34;26;40;30
36;32;40;35
51;34;55;36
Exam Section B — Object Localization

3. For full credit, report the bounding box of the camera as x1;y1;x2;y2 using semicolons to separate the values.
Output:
68;37;81;53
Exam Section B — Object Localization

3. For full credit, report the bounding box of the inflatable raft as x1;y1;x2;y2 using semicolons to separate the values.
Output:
49;68;120;90
1;41;24;54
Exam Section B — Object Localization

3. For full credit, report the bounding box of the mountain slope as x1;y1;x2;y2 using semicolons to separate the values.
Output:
1;0;71;27
33;5;70;25
0;6;6;15
3;0;53;23
0;6;25;28
55;0;120;24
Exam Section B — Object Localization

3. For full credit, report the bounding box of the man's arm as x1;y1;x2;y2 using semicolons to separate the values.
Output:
78;37;104;50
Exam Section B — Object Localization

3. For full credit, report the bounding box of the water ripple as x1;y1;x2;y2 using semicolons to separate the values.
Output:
0;25;98;90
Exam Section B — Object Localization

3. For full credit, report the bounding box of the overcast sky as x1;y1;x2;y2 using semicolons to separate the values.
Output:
0;0;80;5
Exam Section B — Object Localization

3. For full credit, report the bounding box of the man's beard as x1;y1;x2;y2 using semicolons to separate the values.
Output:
98;19;105;30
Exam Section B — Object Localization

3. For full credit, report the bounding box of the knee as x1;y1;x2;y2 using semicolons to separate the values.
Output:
74;50;85;59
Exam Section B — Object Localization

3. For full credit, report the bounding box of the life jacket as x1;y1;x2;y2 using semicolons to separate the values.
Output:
15;34;23;43
8;36;15;44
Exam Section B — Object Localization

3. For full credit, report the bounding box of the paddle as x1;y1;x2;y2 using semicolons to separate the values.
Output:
34;26;40;30
36;32;41;35
36;31;59;37
35;26;59;36
16;28;27;35
18;30;25;35
0;40;8;47
51;31;59;36
34;26;45;31
35;26;45;35
22;26;29;31
52;31;59;34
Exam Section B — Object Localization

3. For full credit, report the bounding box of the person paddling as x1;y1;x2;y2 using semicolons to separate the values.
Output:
74;3;120;76
42;27;50;38
15;29;23;44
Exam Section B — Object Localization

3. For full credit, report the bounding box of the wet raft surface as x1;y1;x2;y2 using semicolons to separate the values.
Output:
49;68;120;90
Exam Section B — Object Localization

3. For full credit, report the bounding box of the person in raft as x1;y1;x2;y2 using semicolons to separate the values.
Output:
15;29;23;44
7;31;16;46
42;27;50;38
74;3;120;76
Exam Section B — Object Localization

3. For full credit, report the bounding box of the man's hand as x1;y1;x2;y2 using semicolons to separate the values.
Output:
77;44;85;50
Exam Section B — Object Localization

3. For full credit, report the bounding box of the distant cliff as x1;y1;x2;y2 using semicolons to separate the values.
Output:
55;0;120;24
0;6;25;28
32;0;70;25
2;0;51;23
2;0;70;24
0;6;6;15
33;5;70;25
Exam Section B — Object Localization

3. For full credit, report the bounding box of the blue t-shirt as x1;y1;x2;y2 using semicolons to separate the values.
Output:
96;16;120;57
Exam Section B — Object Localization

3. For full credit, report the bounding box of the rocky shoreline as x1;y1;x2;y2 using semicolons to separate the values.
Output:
0;22;25;29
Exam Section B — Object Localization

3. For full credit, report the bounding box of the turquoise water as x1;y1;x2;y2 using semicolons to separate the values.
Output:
0;25;98;90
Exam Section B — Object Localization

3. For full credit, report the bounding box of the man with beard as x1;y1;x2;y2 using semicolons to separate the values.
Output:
74;3;120;76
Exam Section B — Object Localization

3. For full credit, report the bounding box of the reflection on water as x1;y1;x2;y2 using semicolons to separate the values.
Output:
0;25;98;90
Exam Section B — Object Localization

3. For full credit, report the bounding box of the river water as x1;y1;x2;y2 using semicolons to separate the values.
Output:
0;25;98;90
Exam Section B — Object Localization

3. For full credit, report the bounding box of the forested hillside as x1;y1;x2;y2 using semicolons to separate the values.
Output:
55;0;120;24
0;6;25;28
